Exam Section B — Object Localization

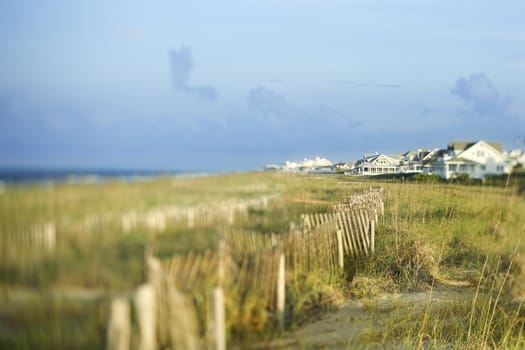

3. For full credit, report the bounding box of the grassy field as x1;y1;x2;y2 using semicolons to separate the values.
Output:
1;172;524;349
360;179;525;348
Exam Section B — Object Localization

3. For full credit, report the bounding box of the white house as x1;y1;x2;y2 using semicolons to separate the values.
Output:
507;149;525;168
266;157;336;173
422;141;511;179
352;154;400;175
335;162;353;172
399;148;431;173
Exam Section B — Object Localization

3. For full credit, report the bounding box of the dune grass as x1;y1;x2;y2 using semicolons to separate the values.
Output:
1;172;524;348
356;179;525;348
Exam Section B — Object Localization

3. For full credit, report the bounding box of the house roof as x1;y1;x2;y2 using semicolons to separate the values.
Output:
447;157;480;164
365;154;381;162
402;149;431;161
421;148;447;164
363;153;399;164
448;141;503;153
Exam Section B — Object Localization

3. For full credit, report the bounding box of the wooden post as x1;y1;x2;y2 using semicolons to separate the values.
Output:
121;212;131;233
146;255;162;286
336;229;344;269
208;287;226;350
351;210;364;257
166;279;199;350
187;208;194;228
42;222;56;253
217;239;225;287
228;207;234;225
107;297;131;350
134;284;156;350
144;246;162;287
370;220;375;254
277;253;286;330
359;209;371;255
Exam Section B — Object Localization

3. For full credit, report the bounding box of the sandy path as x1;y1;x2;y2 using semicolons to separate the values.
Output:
254;287;474;350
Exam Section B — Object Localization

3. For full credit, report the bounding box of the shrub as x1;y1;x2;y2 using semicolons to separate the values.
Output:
414;174;442;183
371;239;439;290
450;173;472;185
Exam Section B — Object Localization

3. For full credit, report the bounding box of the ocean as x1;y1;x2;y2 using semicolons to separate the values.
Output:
0;168;189;185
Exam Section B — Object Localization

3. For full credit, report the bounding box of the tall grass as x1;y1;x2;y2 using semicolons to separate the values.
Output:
0;172;365;348
1;172;524;348
358;177;525;348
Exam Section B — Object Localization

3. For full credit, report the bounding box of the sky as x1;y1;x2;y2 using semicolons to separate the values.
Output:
0;0;524;172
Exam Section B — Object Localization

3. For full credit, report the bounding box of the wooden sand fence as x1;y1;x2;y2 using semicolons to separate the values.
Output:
1;222;57;275
120;194;280;233
106;189;384;350
1;194;280;275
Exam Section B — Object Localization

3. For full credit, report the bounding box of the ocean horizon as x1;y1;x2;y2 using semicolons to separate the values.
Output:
0;167;214;185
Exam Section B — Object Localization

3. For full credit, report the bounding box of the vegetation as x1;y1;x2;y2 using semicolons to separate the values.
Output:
1;171;524;348
357;177;525;348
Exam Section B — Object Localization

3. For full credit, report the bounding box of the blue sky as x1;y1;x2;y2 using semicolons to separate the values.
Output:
1;0;524;171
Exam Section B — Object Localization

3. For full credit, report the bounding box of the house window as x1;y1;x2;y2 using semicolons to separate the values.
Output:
449;164;457;172
459;164;468;171
364;167;369;172
497;165;504;172
480;165;486;171
476;150;485;157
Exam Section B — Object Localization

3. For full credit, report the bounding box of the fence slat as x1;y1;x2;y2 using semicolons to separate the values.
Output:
277;253;286;330
134;284;156;350
208;287;226;350
107;297;131;350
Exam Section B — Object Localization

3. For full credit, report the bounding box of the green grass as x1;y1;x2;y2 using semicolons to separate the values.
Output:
357;179;525;348
0;295;106;350
1;172;525;348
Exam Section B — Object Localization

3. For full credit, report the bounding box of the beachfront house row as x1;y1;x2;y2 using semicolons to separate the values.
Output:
265;157;336;173
346;140;512;179
265;140;512;179
420;141;511;180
